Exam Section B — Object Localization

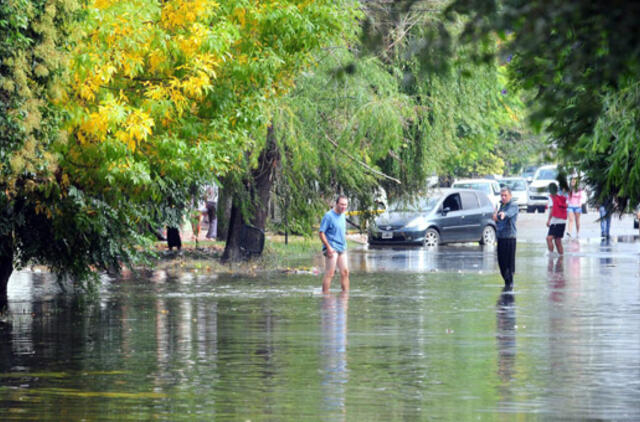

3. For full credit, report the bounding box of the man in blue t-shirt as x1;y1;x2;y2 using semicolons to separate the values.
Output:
319;195;349;293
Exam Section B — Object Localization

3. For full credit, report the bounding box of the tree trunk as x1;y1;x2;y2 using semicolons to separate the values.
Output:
221;199;245;262
217;182;233;242
0;241;13;311
222;124;279;261
251;124;279;230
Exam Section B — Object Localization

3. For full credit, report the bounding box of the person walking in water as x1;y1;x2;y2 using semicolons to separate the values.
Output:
493;187;519;291
546;183;568;255
566;178;584;237
599;197;613;238
319;195;350;293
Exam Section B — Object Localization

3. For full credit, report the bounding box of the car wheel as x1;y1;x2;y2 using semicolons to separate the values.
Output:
480;225;496;245
527;206;534;213
423;228;440;247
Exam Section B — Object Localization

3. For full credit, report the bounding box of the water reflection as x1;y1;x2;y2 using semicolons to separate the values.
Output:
321;293;348;421
599;237;614;268
3;239;640;420
496;290;516;403
0;320;12;372
548;256;565;303
355;245;496;273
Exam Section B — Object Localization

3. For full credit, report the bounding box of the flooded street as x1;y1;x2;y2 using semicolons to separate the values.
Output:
2;214;640;420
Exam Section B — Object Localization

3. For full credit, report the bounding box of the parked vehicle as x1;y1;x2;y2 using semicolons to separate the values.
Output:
527;164;558;213
426;172;439;188
521;165;538;183
451;178;502;210
498;177;528;210
368;189;497;247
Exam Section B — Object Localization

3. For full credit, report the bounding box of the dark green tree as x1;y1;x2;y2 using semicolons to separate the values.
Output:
0;0;123;308
445;0;640;209
359;0;539;180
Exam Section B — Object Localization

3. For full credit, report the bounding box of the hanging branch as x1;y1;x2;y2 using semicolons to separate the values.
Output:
320;128;401;184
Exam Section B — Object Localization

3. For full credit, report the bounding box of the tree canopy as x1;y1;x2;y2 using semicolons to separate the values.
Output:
260;1;535;238
0;0;360;298
1;0;561;297
65;0;358;203
445;0;640;208
1;0;93;304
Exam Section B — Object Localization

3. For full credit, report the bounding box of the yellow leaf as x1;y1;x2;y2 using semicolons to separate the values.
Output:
235;8;246;27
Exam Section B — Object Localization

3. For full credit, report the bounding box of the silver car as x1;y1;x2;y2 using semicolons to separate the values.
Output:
451;178;502;210
498;177;528;210
368;189;497;247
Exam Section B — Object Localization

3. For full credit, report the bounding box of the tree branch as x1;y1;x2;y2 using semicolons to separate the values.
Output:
321;130;401;184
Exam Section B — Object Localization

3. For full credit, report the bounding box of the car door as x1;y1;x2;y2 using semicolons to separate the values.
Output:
438;193;464;242
458;191;482;241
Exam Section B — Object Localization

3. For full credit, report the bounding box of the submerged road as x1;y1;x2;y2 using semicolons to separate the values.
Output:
2;211;640;420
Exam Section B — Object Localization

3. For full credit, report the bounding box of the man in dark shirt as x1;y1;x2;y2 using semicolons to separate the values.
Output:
493;187;519;291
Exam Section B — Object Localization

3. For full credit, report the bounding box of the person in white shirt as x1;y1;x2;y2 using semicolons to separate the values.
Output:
204;184;218;239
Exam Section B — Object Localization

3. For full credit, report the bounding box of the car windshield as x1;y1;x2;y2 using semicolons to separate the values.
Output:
501;179;527;191
535;168;557;180
453;182;491;194
388;196;440;212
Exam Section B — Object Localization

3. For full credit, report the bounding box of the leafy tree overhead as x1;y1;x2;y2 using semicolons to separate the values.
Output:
445;0;640;208
359;0;533;180
575;79;640;210
0;0;361;301
269;47;420;235
258;2;534;241
66;0;352;205
1;0;88;308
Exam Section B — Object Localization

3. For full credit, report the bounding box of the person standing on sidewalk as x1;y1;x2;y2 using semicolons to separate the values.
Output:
493;187;519;291
319;195;350;293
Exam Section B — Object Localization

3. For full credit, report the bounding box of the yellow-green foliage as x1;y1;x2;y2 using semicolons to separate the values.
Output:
1;0;77;191
63;0;360;201
0;0;361;290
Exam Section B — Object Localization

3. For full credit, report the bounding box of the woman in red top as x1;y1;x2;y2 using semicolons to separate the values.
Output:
546;183;568;254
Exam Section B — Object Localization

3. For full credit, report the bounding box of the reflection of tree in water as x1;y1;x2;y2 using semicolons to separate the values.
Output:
152;271;219;384
496;291;516;402
1;272;78;374
0;319;13;373
321;293;349;421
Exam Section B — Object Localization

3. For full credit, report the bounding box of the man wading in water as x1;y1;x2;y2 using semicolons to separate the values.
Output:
493;187;518;291
319;195;350;293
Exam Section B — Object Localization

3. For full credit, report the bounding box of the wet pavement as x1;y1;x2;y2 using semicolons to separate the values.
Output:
2;212;640;420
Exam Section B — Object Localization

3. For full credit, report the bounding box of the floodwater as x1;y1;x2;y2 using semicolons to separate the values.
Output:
2;234;640;420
